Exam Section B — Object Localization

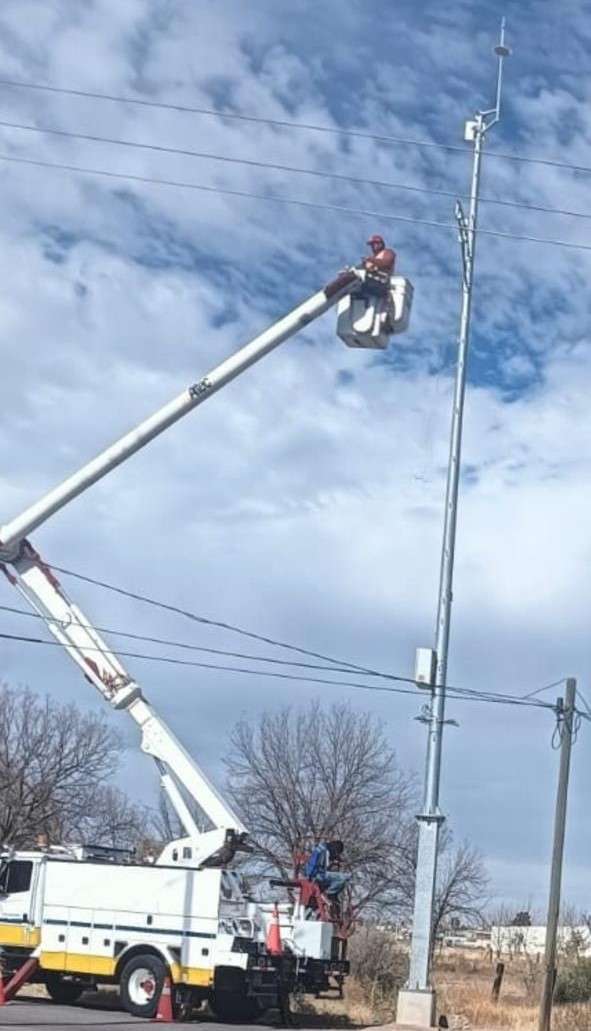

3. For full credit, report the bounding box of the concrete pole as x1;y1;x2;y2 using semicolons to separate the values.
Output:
538;678;577;1031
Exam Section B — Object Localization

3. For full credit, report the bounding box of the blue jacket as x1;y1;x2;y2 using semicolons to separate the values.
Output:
304;843;329;881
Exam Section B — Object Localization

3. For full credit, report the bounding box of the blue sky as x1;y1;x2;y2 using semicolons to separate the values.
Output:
1;0;591;911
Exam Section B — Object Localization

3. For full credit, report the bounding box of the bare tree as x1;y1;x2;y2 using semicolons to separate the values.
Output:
0;683;148;850
432;838;490;939
225;702;490;929
224;702;417;919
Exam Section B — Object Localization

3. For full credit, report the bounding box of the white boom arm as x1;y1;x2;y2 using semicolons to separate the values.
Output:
0;269;360;552
0;267;368;864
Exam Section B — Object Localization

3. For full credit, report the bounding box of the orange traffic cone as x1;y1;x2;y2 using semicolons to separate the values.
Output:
153;976;174;1022
266;902;283;956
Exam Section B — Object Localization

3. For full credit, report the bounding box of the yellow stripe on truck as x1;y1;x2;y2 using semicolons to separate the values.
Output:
0;923;41;947
41;951;212;987
40;952;116;976
180;966;213;987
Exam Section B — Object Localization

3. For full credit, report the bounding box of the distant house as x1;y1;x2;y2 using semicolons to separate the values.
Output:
490;925;591;958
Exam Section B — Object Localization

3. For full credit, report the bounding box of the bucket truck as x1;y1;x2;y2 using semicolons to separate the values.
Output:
0;254;412;1018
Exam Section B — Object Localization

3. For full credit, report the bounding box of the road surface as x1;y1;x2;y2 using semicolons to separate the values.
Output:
0;997;430;1031
0;993;265;1030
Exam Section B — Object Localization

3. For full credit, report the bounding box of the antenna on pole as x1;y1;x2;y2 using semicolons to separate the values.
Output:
482;16;511;130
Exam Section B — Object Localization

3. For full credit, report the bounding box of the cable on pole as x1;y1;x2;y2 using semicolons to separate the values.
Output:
0;628;561;712
20;560;565;708
0;598;568;707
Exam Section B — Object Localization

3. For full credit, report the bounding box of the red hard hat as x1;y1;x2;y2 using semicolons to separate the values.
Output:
367;233;385;247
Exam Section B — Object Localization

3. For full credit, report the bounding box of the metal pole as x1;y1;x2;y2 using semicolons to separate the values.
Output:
405;22;510;1001
538;678;577;1031
406;113;485;996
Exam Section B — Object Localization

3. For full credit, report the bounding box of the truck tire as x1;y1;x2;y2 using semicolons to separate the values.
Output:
45;972;85;1005
119;953;167;1019
210;989;261;1023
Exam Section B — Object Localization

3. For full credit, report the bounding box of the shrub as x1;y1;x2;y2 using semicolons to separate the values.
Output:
555;960;591;1004
347;926;408;1012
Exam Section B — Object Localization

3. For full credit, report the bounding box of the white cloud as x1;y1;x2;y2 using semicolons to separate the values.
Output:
0;0;591;908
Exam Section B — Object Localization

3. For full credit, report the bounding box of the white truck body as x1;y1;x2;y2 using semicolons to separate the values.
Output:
0;851;250;986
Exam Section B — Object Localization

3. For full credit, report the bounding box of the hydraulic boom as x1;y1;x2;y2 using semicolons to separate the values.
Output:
0;259;412;866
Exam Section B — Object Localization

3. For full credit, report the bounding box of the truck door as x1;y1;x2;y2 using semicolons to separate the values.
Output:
0;858;40;948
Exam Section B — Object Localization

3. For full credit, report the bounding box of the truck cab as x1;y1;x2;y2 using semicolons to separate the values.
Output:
0;852;43;951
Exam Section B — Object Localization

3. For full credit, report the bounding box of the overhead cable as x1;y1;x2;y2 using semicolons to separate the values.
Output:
521;677;568;700
3;77;591;176
0;599;561;706
0;601;385;677
2;151;591;254
0;628;558;712
0;77;472;155
2;116;591;224
46;561;381;677
44;562;564;706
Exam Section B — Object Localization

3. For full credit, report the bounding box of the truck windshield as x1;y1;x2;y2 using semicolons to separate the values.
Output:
0;860;32;894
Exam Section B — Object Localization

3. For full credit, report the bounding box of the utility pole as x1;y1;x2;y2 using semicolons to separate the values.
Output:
397;20;511;1029
538;678;577;1031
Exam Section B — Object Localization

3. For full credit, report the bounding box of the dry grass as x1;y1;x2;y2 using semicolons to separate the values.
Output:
434;951;591;1030
437;975;537;1030
296;980;382;1027
434;952;534;1029
553;1003;591;1031
302;949;591;1030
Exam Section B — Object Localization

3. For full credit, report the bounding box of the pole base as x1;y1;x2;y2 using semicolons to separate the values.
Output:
396;988;436;1028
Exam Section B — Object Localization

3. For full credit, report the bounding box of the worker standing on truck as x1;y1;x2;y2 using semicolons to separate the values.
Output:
304;840;350;898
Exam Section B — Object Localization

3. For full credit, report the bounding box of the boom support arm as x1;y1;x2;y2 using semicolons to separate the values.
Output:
0;266;364;861
4;541;245;843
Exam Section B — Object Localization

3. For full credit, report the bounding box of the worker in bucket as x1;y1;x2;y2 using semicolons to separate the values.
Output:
360;234;396;297
304;839;350;898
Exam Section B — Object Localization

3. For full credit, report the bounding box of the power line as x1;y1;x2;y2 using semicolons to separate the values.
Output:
2;150;591;255
0;598;562;708
2;116;591;225
3;76;591;178
522;678;568;700
576;687;591;721
4;77;591;178
0;627;559;712
0;150;465;233
0;601;388;677
42;561;565;708
46;561;383;678
0;77;472;156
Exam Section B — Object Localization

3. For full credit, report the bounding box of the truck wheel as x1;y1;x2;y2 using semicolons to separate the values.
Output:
210;989;261;1022
45;973;85;1004
119;954;167;1018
